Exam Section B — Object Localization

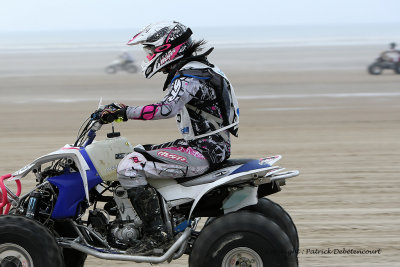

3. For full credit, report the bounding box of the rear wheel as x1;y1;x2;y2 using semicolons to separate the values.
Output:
0;215;64;267
205;198;299;252
245;198;299;252
189;211;297;267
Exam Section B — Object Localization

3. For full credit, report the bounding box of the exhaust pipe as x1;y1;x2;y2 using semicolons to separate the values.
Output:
60;227;191;263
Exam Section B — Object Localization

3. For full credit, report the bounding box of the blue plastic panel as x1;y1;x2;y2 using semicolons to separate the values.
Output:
48;148;102;219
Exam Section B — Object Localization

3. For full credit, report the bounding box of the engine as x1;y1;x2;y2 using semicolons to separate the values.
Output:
110;223;139;244
87;186;145;248
87;207;141;248
112;186;143;225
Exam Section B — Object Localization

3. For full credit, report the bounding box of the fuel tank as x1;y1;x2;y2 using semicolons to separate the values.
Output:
85;136;134;181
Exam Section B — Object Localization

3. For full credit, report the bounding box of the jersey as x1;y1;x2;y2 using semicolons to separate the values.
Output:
125;61;239;166
173;61;239;140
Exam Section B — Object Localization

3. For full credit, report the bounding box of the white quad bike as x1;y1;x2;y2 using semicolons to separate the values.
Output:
0;109;300;267
105;59;139;74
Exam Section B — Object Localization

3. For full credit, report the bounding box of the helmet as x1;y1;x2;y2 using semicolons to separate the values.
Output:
127;21;193;79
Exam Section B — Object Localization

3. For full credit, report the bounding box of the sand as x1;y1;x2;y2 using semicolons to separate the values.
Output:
0;45;399;266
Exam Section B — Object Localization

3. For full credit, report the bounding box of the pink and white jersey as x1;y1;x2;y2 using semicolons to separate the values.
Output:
126;61;235;166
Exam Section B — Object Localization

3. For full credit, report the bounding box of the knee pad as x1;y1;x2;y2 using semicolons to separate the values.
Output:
117;152;148;176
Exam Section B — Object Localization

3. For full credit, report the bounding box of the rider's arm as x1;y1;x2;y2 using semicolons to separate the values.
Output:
126;77;201;120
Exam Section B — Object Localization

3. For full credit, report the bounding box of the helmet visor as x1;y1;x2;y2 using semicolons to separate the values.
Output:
143;45;156;62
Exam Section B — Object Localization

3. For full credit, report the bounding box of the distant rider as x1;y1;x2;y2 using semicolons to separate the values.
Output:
99;21;239;254
119;51;135;65
389;42;397;51
380;42;400;62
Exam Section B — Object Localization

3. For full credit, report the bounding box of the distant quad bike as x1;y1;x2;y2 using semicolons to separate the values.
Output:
0;106;300;267
105;60;138;74
368;51;400;75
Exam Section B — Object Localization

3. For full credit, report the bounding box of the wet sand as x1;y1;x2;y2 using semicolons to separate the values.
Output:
0;45;399;266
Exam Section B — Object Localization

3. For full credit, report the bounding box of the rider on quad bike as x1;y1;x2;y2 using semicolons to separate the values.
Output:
119;51;135;65
368;42;400;75
99;21;239;254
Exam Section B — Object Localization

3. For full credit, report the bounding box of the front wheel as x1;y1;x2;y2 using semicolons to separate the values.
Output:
105;65;117;74
189;211;297;267
368;63;383;75
0;215;64;267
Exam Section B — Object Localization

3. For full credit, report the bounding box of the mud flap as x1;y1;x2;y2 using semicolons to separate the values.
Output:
222;187;258;214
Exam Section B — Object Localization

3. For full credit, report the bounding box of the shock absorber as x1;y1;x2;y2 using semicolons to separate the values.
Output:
26;191;41;218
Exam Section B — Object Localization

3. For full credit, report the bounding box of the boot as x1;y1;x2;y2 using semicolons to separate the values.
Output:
127;185;172;255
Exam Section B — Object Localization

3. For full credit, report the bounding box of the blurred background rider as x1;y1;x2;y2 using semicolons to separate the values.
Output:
119;50;135;65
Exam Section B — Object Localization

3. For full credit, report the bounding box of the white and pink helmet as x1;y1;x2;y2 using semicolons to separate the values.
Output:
127;21;193;79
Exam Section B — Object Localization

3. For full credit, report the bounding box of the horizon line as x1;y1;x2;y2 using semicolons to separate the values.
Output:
1;22;400;34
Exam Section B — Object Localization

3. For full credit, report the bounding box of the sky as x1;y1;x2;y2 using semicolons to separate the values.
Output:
1;0;400;32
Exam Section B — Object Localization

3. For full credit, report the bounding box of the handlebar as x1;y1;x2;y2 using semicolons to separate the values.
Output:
83;120;103;147
73;110;103;148
74;105;125;147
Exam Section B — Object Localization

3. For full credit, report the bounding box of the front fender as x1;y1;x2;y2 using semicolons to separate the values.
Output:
12;145;93;202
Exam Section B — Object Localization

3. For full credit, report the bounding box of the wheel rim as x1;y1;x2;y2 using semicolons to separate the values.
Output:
372;66;381;74
0;243;34;267
106;67;116;73
222;247;263;267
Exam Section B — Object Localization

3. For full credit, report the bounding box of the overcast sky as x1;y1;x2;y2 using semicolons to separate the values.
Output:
1;0;400;32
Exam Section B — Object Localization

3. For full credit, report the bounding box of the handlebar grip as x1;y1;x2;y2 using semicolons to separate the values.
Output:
106;114;115;123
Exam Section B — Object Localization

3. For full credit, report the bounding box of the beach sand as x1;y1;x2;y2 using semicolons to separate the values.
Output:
0;45;399;266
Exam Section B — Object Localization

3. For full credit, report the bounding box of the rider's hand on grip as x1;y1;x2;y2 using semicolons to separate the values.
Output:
91;110;102;121
99;103;128;124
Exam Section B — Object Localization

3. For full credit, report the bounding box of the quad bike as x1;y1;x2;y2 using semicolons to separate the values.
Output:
0;107;300;267
367;51;400;75
105;59;139;74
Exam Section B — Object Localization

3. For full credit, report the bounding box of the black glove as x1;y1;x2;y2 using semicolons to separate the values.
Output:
99;103;128;124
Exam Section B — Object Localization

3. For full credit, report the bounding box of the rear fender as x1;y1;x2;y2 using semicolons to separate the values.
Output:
187;166;275;218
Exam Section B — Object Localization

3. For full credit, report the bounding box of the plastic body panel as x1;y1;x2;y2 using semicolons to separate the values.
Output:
85;137;134;181
48;148;102;219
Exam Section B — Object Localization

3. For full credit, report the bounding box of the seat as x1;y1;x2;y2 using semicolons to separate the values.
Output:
176;158;255;187
134;145;257;187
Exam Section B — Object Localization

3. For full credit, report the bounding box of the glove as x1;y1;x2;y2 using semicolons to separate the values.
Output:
100;103;128;124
